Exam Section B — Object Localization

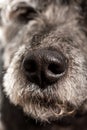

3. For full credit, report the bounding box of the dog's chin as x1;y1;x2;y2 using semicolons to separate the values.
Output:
17;87;76;122
22;102;75;122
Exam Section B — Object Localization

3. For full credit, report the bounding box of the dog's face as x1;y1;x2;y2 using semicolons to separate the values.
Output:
1;0;87;122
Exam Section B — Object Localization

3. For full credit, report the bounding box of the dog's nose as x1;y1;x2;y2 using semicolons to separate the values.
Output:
23;48;68;88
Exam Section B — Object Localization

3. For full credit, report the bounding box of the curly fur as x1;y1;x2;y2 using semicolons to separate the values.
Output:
0;0;87;130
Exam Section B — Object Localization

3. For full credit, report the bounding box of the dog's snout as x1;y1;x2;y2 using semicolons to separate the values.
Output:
23;48;68;88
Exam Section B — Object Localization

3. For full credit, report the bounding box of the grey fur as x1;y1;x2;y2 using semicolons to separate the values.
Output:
0;0;87;127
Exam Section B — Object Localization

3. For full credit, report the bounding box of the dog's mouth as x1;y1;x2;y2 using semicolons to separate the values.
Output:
24;113;76;130
18;85;76;122
24;109;85;130
24;103;86;130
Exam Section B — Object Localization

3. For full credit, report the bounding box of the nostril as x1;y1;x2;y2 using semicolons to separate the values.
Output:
48;62;66;75
44;59;67;85
23;59;37;73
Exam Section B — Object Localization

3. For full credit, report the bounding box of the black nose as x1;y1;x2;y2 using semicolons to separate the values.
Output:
23;48;68;88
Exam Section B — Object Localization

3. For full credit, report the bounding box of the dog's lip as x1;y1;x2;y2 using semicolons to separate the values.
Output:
28;116;75;128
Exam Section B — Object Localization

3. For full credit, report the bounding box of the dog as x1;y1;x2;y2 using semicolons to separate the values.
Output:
0;0;87;130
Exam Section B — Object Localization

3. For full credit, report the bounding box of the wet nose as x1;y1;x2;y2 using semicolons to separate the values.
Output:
23;48;68;89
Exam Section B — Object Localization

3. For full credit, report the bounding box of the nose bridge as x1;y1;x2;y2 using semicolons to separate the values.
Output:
30;24;56;48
